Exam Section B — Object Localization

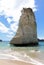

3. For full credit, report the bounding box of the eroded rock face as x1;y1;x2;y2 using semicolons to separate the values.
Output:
10;8;38;45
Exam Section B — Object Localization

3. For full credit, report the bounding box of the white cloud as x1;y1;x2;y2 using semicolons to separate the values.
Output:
0;0;37;40
15;0;36;10
10;23;18;32
0;0;37;22
0;22;9;33
0;22;15;39
0;21;18;35
6;34;14;39
7;18;12;23
7;31;14;35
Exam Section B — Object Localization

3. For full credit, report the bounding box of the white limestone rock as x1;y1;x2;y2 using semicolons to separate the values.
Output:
10;8;38;45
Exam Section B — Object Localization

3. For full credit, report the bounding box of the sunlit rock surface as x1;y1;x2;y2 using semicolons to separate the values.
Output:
10;8;38;46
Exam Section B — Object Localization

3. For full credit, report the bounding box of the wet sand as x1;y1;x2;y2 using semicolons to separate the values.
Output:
0;60;34;65
0;52;44;65
0;51;44;65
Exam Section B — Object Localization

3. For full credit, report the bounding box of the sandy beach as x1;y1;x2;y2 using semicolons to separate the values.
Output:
0;60;34;65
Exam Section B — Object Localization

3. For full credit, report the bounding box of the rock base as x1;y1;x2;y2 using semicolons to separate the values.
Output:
10;42;38;47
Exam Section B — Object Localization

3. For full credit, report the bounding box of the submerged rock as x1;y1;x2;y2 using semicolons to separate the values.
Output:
10;8;38;46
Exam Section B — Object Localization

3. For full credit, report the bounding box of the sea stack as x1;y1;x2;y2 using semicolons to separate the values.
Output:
10;8;38;46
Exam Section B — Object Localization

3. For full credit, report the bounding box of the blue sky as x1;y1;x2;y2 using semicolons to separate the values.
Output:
0;0;44;41
35;0;44;39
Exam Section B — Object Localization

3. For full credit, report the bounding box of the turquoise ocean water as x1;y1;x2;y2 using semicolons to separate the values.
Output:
0;41;44;65
0;41;44;51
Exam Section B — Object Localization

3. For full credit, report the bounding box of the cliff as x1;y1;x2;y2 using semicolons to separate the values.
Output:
10;8;38;46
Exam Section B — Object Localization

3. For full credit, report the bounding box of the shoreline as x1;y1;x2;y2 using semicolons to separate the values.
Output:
0;52;44;65
0;41;44;65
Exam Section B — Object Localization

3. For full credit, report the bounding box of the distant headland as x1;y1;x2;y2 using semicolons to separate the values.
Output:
0;40;2;42
38;39;44;41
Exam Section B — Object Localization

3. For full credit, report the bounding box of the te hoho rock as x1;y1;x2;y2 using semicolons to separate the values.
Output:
10;8;38;46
